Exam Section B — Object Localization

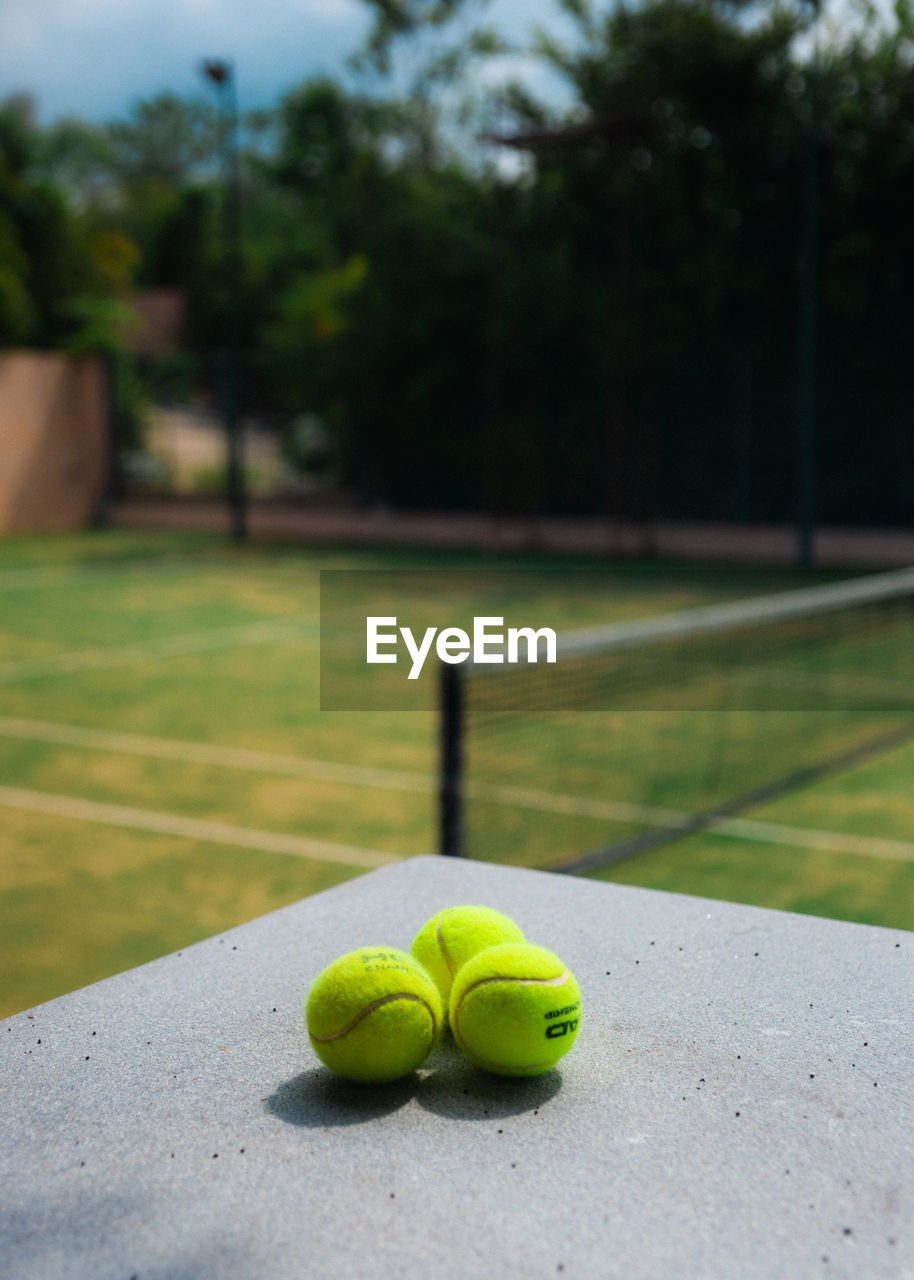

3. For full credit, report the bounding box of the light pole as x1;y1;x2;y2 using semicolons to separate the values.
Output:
795;1;821;568
202;58;246;542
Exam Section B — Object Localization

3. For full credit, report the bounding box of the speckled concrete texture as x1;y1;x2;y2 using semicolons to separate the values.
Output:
1;856;911;1279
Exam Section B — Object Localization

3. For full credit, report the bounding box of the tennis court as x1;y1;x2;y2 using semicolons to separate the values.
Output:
1;528;912;1018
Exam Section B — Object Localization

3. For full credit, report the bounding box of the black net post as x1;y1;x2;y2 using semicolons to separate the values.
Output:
795;8;820;569
439;662;464;857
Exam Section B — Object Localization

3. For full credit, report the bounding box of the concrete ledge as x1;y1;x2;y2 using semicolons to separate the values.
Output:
1;857;911;1279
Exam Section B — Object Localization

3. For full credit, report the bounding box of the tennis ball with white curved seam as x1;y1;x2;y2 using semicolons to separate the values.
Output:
449;942;581;1077
305;947;442;1083
410;905;525;1007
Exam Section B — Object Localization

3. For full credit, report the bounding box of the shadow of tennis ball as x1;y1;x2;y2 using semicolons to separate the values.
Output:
414;1048;564;1121
264;1068;418;1128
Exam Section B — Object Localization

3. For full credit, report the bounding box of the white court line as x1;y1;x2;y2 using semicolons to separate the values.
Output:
0;785;401;870
0;557;211;591
0;716;433;794
0;717;673;808
469;781;690;830
707;815;914;863
0;620;318;683
1;717;912;863
488;782;914;862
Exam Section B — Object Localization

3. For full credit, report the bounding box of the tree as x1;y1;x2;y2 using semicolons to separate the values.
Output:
0;95;113;348
106;94;218;186
254;79;492;505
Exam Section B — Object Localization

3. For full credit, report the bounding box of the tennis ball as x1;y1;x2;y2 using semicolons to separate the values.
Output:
305;947;442;1083
449;942;581;1077
410;905;525;1007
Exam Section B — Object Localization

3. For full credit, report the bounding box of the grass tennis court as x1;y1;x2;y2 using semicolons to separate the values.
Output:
1;528;912;1017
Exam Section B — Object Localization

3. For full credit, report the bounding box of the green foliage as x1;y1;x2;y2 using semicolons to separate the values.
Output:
281;414;337;479
0;212;35;342
7;0;914;523
107;94;218;185
0;96;144;351
34;116;118;209
0;97;83;346
357;0;468;72
255;84;493;505
137;353;197;405
62;296;137;356
499;0;914;523
265;254;369;367
236;2;914;522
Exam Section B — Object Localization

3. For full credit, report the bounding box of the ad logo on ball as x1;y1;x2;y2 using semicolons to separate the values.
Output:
544;1000;581;1040
545;1019;579;1040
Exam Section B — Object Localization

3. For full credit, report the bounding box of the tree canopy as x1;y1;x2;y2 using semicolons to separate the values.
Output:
3;0;914;524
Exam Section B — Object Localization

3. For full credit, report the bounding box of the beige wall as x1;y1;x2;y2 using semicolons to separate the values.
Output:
0;352;107;533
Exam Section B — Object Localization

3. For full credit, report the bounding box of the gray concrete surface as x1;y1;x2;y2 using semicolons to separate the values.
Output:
1;856;911;1279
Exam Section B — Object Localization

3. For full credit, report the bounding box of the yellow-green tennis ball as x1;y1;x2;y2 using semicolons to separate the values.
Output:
449;942;581;1077
305;947;442;1083
410;905;525;1007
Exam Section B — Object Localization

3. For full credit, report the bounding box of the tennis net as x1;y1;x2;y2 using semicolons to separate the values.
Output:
438;566;914;871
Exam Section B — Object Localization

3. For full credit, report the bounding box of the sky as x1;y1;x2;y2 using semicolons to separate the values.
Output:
0;0;899;127
0;0;573;124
